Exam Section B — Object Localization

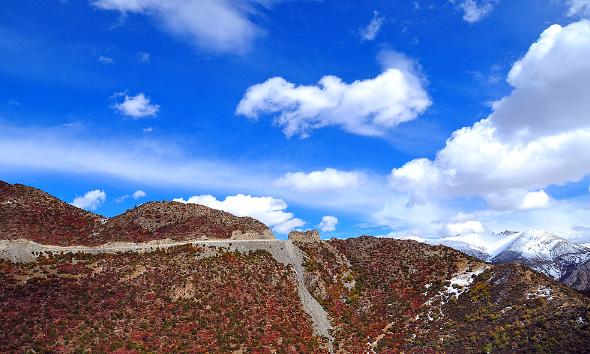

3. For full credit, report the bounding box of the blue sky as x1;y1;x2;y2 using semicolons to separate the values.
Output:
1;0;590;240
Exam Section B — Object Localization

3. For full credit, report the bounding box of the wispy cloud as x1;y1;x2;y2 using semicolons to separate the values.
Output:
566;0;590;17
457;0;498;23
137;51;150;63
98;55;114;64
92;0;278;54
359;11;385;41
115;190;147;203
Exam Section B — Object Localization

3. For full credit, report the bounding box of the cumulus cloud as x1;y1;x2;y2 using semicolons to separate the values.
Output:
92;0;274;54
359;11;384;41
566;0;590;17
444;220;485;235
458;0;497;23
389;21;590;211
113;92;160;118
174;194;304;233
484;189;552;211
236;51;430;138
318;215;338;232
274;168;362;193
71;190;107;210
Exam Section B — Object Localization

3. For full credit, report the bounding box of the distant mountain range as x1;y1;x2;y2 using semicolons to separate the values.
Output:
436;229;590;294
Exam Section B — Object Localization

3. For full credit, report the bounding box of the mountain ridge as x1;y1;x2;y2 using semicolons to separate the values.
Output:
0;181;274;246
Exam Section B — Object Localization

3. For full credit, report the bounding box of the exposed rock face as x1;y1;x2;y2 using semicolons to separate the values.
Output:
230;230;275;240
0;181;275;246
288;229;320;242
563;259;590;295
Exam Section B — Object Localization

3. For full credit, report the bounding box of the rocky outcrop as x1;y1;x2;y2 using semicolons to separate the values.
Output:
0;181;275;246
563;259;590;295
288;229;320;242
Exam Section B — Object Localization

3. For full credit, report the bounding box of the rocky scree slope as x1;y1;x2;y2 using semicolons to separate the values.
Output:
0;181;273;246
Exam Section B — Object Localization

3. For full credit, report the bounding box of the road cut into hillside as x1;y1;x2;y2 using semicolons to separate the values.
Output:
0;238;334;349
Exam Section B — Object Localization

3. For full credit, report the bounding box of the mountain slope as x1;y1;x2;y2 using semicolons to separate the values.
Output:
0;245;326;352
99;201;273;244
0;181;104;245
2;237;589;353
563;259;590;295
0;181;274;246
491;230;590;279
297;237;590;353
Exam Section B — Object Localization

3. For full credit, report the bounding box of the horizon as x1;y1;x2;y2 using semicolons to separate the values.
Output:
2;1;590;243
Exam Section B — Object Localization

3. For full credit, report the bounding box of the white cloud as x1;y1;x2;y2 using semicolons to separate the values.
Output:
389;21;590;211
273;218;305;234
458;0;497;23
318;215;338;232
137;51;150;63
444;220;485;235
71;189;107;210
92;0;274;54
566;0;590;17
520;190;552;210
132;190;147;199
114;92;160;118
236;51;430;138
359;11;384;41
115;190;146;203
174;194;304;233
484;189;552;211
274;168;362;193
98;55;114;64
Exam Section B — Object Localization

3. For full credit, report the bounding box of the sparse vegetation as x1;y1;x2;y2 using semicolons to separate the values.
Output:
0;246;326;353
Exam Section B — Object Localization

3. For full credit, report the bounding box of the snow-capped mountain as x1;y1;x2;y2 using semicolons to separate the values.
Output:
436;230;590;281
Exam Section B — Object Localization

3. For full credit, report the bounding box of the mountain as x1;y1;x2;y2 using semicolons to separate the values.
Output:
298;237;590;352
0;181;274;246
100;201;274;243
563;259;590;296
491;230;590;279
0;181;104;245
2;236;589;352
437;229;590;292
1;182;590;352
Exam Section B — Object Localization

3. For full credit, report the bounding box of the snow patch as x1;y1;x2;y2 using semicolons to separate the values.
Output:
445;267;487;298
526;285;553;300
417;265;490;323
